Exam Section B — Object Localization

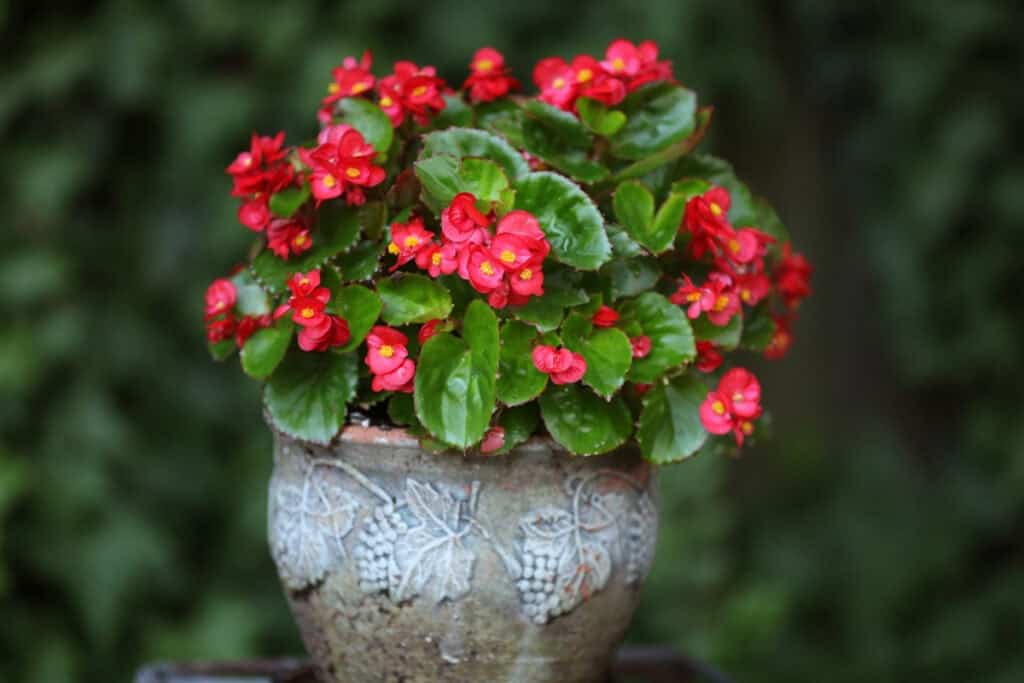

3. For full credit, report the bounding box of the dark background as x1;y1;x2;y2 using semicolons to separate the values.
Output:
3;1;1023;681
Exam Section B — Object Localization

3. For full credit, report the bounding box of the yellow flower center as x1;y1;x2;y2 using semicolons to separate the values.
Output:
552;77;566;90
379;345;394;358
298;277;310;287
322;174;337;188
499;250;516;264
687;292;701;302
293;234;308;247
576;68;593;83
519;268;533;281
475;58;494;72
611;57;625;71
411;85;428;97
712;400;726;415
431;252;442;266
480;261;495;276
741;421;754;435
741;288;751;302
345;167;361;179
301;307;315;319
728;239;740;253
380;95;393;107
350;81;370;94
710;202;723;216
387;242;400;254
327;83;340;95
714;295;730;311
404;236;420;248
213;301;225;311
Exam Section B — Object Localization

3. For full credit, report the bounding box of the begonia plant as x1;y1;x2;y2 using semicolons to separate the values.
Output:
205;39;812;461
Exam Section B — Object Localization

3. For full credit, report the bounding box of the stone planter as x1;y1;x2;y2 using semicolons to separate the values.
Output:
267;425;660;683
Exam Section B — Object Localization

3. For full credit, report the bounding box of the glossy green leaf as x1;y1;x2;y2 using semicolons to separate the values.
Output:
329;284;381;352
496;320;548;405
521;100;592;146
509;263;589;332
433;92;474;128
207;339;235;361
335;97;393;160
268;186;311;218
561;313;633;398
387;392;419;428
539;384;633;455
415;155;512;214
740;303;775;352
336;240;382;281
490;403;541;454
521;119;609;183
606;224;646;257
240;320;293;379
620;292;695;382
251;203;361;293
691;313;742;351
637;373;708;463
263;350;359;445
613;180;654;242
601;256;662;300
576;97;627;136
414;300;498;448
611;83;697;160
230;269;270;316
513;172;611;270
377;273;453;325
475;100;526;147
420;127;529;180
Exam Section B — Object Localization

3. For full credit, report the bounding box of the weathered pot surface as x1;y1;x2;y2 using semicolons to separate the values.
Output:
267;424;660;683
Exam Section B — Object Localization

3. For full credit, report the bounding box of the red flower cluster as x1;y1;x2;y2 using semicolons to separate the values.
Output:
378;61;448;127
204;278;272;348
695;341;723;373
225;132;296;232
266;217;313;260
300;124;386;207
533;38;672;112
670;272;742;327
699;368;762;446
388;194;550;309
365;326;415;393
774;243;813;309
274;271;351;352
463;48;519;103
592;305;619;327
532;345;587;385
319;51;375;123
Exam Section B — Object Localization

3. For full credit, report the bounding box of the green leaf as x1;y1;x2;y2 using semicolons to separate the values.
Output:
650;193;687;249
230;269;270;316
601;256;662;300
620;292;695;382
329;285;381;352
263;351;359;445
433;92;474;128
561;313;633;399
669;154;757;226
414;300;499;448
268;186;311;218
637;373;709;463
414;155;512;214
335;98;393;160
490;403;541;454
513;172;611;270
576;97;627;136
741;303;775;352
521;100;592;146
377;273;453;325
521;119;609;183
337;240;382;281
251;203;361;293
613;180;654;242
607;224;646;257
240;320;293;379
509;263;589;332
539;384;633;455
496;320;548;405
387;392;419;428
611;83;697;160
475;100;526;147
420;127;529;180
207;339;235;361
669;177;712;202
691;313;742;351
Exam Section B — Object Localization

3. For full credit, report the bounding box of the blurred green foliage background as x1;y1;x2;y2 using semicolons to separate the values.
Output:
2;1;1023;681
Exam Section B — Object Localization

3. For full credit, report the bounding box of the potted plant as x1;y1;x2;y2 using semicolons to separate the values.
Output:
204;39;811;683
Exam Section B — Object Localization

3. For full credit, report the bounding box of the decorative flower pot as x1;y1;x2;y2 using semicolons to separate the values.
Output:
268;425;659;683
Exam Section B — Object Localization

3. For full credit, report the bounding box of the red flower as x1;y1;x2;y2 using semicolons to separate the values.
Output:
592;305;619;328
267;218;312;260
319;51;375;124
630;335;652;359
206;315;235;344
416;242;459;278
623;40;673;91
466;245;506;293
490;233;534;272
683;186;733;259
508;262;544;298
365;326;410;375
724;227;774;265
633;383;652;396
301;125;386;206
602;39;645;78
532;345;587;385
695;341;723;373
442;193;491;245
235;314;272;348
704;272;741;326
238;200;272;232
480;425;506;454
670;274;714;319
496;210;550;261
374;359;416;393
418;319;442;345
298;315;350;352
579;72;626;107
718;368;762;418
287;270;321;297
764;315;793;360
205;278;237;319
377;61;447;127
699;391;734;436
734;272;772;307
533;56;578;110
226;131;295;231
775;243;813;309
387;216;435;271
464;47;519;103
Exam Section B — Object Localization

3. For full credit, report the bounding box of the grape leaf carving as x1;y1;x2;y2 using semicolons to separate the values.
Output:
392;479;478;603
555;540;612;612
270;465;360;589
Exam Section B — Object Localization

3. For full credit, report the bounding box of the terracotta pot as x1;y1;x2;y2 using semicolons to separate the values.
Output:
267;425;659;683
